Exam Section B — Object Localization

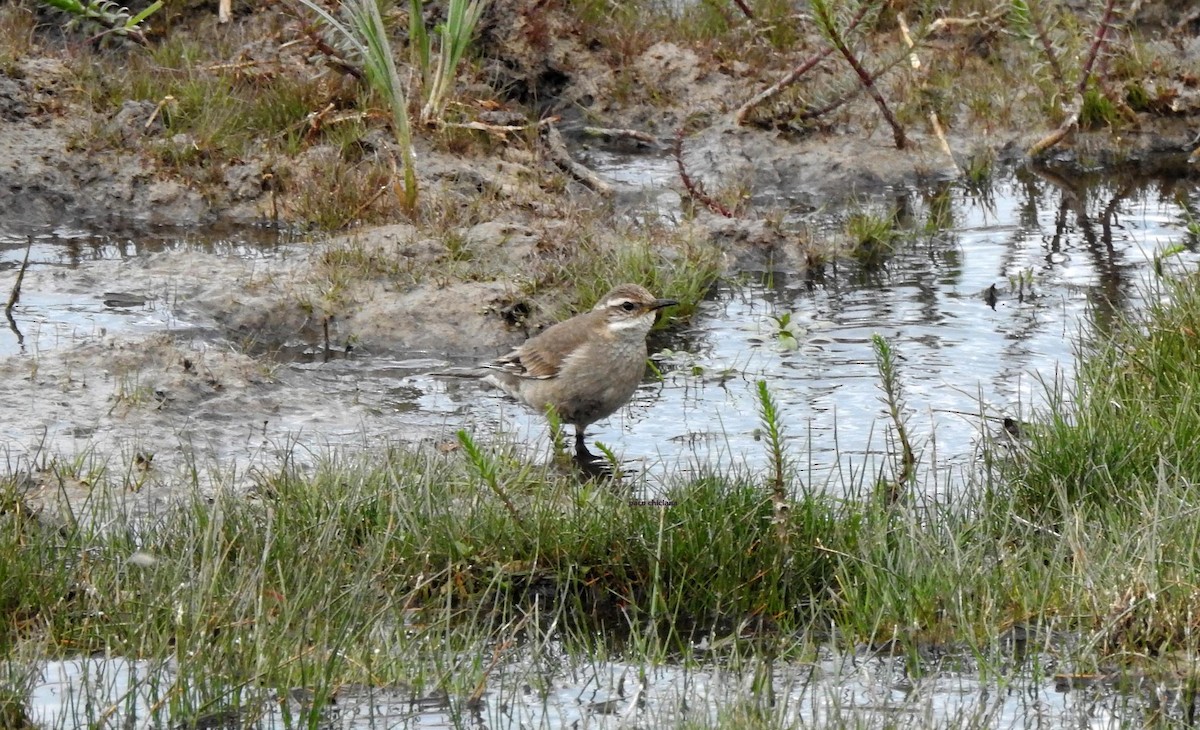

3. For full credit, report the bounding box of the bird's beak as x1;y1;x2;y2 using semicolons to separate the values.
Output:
649;298;678;311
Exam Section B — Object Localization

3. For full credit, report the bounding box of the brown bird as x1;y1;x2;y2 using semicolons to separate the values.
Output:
483;284;677;458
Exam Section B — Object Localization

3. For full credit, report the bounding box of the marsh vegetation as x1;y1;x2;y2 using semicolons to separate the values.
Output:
3;0;1200;726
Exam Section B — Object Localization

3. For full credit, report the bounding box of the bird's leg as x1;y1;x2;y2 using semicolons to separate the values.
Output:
572;426;615;478
574;427;596;461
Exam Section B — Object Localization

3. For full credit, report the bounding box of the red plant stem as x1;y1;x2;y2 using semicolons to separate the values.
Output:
674;127;735;218
734;3;869;126
730;0;754;20
821;14;907;149
1028;0;1065;87
1077;0;1119;93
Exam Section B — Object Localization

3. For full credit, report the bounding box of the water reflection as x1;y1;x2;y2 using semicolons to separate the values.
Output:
28;647;1198;729
0;172;1195;494
428;170;1200;492
0;223;290;357
0;222;288;268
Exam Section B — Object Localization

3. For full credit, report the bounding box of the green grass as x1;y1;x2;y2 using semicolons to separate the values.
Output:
551;232;724;326
1004;274;1200;518
81;37;324;162
844;205;906;266
12;271;1200;722
0;439;858;725
1;446;853;651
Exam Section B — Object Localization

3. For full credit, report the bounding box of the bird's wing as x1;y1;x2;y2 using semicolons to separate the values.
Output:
483;313;597;380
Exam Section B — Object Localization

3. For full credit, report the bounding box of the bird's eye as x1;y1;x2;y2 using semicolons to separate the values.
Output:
621;301;637;312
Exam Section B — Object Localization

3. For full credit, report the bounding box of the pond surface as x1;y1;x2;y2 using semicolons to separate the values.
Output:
0;224;283;359
391;170;1200;493
27;645;1195;728
1;172;1198;497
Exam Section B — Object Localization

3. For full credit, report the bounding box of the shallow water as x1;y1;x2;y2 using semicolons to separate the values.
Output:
0;224;285;359
1;173;1197;496
392;171;1200;492
28;646;1194;729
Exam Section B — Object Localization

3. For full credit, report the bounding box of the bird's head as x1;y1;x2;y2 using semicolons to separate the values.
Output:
594;284;678;334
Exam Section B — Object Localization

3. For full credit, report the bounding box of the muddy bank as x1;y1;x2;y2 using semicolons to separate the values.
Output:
3;2;1199;232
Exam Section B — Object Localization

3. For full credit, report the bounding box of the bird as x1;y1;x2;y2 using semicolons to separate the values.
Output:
482;283;678;459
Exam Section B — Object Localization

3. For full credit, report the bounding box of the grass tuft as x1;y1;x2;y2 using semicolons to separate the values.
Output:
1004;273;1200;519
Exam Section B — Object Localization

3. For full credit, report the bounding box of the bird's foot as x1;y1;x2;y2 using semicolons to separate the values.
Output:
573;435;616;479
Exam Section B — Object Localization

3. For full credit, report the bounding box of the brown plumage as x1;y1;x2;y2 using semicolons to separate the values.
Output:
483;284;677;456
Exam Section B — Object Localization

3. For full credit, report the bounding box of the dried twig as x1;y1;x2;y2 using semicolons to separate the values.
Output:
443;117;556;137
6;237;31;315
200;60;266;72
1028;93;1082;157
927;7;1008;33
543;124;615;196
796;86;857;121
897;14;960;175
581;126;659;145
303;25;364;80
6;238;32;351
303;102;337;144
734;3;869;126
347;184;389;223
673;126;734;218
144;95;174;132
734;47;835;126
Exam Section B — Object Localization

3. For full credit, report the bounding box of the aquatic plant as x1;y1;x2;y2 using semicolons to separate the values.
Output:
755;380;792;539
871;334;915;501
846;206;902;265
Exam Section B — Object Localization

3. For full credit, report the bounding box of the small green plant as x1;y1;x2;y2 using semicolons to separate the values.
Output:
756;381;792;534
456;429;524;524
1008;266;1037;302
964;149;995;190
37;0;162;41
0;657;36;730
847;209;896;247
871;334;915;503
922;184;954;235
544;404;569;461
769;311;804;351
592;440;622;476
1078;85;1119;129
1151;244;1186;277
1124;81;1151;112
847;208;901;265
419;0;487;124
442;230;474;262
